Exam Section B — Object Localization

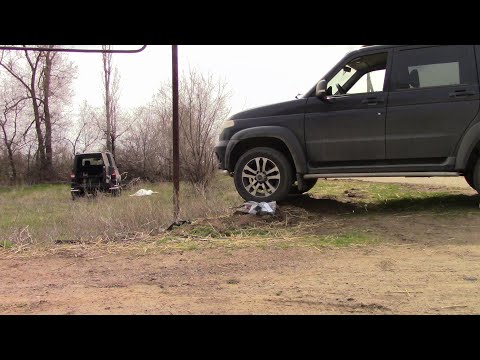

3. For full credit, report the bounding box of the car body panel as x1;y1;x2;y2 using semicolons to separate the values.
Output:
215;45;480;189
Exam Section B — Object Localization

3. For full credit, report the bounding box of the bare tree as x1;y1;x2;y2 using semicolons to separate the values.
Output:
102;45;113;152
40;46;77;179
182;70;230;190
121;104;167;180
101;45;125;157
66;100;101;156
0;47;47;178
0;78;28;183
150;68;231;190
109;69;122;156
0;45;76;181
42;45;55;175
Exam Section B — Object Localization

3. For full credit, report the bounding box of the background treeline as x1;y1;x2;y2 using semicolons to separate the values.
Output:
0;46;231;190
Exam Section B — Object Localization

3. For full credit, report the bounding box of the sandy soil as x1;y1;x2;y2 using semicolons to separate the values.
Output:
1;241;479;315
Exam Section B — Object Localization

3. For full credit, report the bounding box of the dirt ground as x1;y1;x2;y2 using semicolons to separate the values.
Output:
1;177;480;315
1;242;479;314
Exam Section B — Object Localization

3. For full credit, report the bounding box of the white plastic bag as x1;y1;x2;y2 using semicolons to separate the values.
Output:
239;201;277;215
129;189;159;197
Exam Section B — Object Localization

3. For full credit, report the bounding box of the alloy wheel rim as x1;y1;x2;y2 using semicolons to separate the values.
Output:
241;157;281;197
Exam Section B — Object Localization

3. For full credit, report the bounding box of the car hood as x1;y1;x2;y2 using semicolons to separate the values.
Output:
228;98;308;121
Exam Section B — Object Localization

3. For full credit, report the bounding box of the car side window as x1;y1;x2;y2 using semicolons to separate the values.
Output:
326;52;388;96
348;69;386;94
391;45;477;91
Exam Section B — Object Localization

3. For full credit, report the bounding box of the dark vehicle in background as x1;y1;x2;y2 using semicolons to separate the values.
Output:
215;45;480;202
70;151;121;199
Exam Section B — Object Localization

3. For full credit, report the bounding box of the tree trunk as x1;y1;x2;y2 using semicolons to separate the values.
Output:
25;51;47;180
6;144;16;184
31;90;46;176
111;134;115;157
27;144;32;179
43;48;54;179
103;48;112;152
1;126;17;184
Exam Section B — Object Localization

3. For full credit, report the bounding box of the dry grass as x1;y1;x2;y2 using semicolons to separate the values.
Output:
0;176;379;257
3;176;479;257
0;175;242;251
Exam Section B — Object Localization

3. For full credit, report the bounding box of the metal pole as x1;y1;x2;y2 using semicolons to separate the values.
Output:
172;45;180;221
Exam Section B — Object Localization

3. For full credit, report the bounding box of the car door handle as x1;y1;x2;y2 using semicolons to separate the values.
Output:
449;90;476;98
361;97;384;105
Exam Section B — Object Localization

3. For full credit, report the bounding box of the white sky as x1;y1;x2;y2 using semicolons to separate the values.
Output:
69;45;361;116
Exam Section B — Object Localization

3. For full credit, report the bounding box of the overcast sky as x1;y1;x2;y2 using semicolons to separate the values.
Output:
70;45;361;117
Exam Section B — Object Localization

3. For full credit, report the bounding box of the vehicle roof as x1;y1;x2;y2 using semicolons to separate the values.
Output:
75;151;112;157
303;45;399;98
349;45;397;55
349;45;454;55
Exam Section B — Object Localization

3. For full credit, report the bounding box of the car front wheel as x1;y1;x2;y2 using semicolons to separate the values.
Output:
234;147;292;202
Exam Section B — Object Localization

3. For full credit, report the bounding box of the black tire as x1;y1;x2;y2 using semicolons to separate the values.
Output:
465;152;478;190
111;188;121;197
71;191;83;201
465;172;474;189
289;178;318;195
471;158;480;193
234;147;293;202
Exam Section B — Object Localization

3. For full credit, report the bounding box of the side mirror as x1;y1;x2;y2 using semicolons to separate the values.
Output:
315;80;327;98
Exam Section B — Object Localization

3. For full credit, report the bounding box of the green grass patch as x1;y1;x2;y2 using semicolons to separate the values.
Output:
275;231;375;249
187;224;278;239
0;239;13;249
309;179;479;214
189;225;222;238
154;219;376;253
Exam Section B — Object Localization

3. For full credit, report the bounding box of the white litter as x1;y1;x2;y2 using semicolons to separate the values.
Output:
129;189;159;197
237;201;277;215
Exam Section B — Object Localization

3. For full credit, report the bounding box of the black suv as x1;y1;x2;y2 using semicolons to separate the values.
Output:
70;151;121;199
215;45;480;202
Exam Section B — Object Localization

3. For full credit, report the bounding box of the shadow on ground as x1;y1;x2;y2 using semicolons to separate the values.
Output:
281;193;480;214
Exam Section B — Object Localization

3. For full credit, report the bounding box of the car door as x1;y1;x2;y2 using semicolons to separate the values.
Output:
304;49;391;168
386;45;480;161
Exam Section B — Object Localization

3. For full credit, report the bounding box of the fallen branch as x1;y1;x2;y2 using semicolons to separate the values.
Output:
440;305;468;309
50;261;77;272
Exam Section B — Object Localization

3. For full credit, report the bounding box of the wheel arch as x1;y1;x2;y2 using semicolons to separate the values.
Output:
225;126;307;174
455;122;480;172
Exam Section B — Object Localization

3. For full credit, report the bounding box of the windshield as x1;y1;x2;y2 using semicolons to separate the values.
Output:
324;52;388;96
76;154;104;168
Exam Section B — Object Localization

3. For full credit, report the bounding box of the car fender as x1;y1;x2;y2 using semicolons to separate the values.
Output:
455;121;480;170
225;126;307;174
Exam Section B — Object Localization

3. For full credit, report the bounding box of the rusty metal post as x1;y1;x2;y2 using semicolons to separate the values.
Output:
172;45;180;221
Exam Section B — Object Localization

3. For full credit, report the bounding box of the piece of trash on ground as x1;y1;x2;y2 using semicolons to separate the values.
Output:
166;220;192;231
54;239;81;244
235;201;277;215
129;189;159;197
